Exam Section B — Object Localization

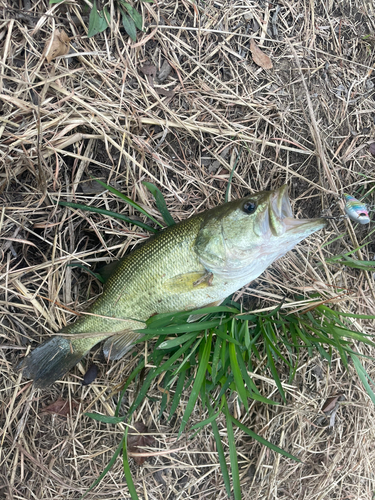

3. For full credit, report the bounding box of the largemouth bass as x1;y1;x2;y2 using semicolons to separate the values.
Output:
19;185;326;388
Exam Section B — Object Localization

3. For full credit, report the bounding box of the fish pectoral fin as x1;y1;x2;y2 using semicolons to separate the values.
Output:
163;271;213;293
187;299;223;323
103;331;142;361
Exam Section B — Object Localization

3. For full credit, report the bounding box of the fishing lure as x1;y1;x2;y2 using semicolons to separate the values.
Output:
343;194;370;224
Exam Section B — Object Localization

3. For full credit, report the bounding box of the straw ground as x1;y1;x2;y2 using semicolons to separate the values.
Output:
1;0;375;498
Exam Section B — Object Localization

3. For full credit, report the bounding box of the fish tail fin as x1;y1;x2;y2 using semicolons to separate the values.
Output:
18;336;97;388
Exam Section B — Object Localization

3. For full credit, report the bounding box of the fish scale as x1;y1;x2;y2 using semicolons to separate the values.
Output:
19;186;326;388
57;215;210;354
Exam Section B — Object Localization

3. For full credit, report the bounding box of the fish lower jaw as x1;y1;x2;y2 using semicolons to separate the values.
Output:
283;217;327;234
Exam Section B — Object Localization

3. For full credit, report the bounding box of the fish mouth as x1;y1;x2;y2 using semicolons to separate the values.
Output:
270;185;327;237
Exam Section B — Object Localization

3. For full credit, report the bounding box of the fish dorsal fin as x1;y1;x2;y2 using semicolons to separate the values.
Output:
103;331;142;361
162;271;213;293
96;260;121;283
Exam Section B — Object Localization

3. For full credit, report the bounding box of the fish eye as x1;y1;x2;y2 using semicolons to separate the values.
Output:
243;201;257;214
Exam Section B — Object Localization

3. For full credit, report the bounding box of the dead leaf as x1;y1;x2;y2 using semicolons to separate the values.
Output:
40;396;79;417
127;422;155;465
139;65;157;77
155;88;175;97
157;60;172;82
139;65;175;98
369;143;375;157
43;29;70;63
250;39;273;70
328;407;338;432
80;180;105;195
321;394;345;413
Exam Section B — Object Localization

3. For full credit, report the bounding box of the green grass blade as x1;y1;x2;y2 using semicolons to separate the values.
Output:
171;339;201;376
168;367;187;419
206;401;231;497
142;181;176;226
294;323;312;347
93;177;163;227
129;337;197;415
234;345;278;404
350;353;375;405
123;427;139;500
316;343;332;363
258;297;286;318
231;416;300;461
179;332;212;435
228;340;248;411
57;201;157;233
145;305;238;329
115;359;145;416
263;322;291;366
210;423;231;497
190;411;220;431
223;398;241;500
331;326;375;347
200;376;207;412
265;339;286;402
215;328;242;346
327;323;348;369
158;371;172;418
216;375;234;407
245;326;262;362
335;311;375;320
236;313;258;321
158;332;198;349
220;337;227;369
211;337;222;384
80;436;124;499
326;255;375;270
67;263;106;283
135;318;231;338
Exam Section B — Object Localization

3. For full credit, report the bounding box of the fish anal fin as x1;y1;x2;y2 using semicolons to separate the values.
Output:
103;331;142;361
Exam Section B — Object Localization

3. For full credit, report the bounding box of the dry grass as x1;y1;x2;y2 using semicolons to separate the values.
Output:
1;0;375;498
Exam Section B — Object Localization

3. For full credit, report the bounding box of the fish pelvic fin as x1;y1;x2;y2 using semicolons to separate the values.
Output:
103;331;143;361
18;335;99;389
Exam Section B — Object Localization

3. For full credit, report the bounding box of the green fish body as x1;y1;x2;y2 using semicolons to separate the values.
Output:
20;186;326;387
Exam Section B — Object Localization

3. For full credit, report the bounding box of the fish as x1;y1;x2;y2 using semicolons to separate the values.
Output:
343;194;370;224
19;185;326;388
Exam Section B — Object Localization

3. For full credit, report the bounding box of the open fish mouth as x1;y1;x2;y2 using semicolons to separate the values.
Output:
270;185;327;237
271;185;293;220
